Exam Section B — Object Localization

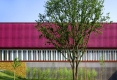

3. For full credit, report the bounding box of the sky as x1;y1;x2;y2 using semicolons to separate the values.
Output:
0;0;117;22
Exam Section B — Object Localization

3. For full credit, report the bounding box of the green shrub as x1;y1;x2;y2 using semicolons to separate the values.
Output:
26;67;30;79
32;67;37;79
25;67;97;80
37;68;42;80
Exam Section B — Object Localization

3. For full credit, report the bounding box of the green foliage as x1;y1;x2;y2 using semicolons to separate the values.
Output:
87;69;91;80
25;67;97;80
0;70;26;80
26;67;30;79
92;69;97;80
37;68;42;80
99;55;106;67
4;70;14;76
99;55;106;80
78;68;83;80
36;0;111;55
36;0;110;80
12;58;21;70
32;68;37;79
79;68;97;80
12;57;21;80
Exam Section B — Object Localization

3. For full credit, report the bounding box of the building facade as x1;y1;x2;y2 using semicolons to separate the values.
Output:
0;22;117;79
0;22;117;62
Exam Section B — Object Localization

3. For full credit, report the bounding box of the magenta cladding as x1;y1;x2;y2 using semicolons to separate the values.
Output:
0;22;116;49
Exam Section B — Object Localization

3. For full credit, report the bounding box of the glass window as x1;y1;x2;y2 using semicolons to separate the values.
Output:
23;50;26;60
28;50;31;60
38;50;41;60
33;50;36;60
4;50;7;61
18;50;21;60
0;50;2;61
48;50;51;60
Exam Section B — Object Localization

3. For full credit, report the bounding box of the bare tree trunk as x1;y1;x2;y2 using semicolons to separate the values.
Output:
72;60;75;80
75;61;78;80
72;60;78;80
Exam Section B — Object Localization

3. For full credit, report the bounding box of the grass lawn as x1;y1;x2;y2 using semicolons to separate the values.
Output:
0;71;58;80
0;70;26;80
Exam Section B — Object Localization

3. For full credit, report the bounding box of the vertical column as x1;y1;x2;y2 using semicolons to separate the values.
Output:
16;50;18;59
6;50;9;61
93;50;95;61
95;51;97;61
85;51;87;61
108;50;109;61
2;50;4;61
38;50;40;60
64;50;65;60
88;50;89;61
53;50;55;61
31;50;33;61
96;50;98;61
83;51;85;61
48;50;50;60
36;50;38;60
103;50;104;60
91;50;92;61
115;50;116;61
45;50;48;60
41;50;43;60
107;50;109;61
57;50;59;61
101;50;103;60
21;50;23;61
105;50;106;61
85;50;87;61
11;50;14;61
87;50;89;61
99;50;101;61
98;50;100;61
103;50;105;61
106;50;108;61
55;50;57;61
81;51;82;61
114;50;115;61
49;50;51;61
109;50;112;61
62;50;64;61
26;50;28;61
90;50;92;61
61;52;62;61
115;50;117;61
51;50;53;60
112;50;114;61
66;51;67;61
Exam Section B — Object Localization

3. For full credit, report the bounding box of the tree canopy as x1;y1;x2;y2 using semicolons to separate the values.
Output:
35;0;111;80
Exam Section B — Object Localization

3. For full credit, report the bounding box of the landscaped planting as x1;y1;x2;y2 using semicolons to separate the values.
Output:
0;66;98;80
26;67;97;80
0;70;26;80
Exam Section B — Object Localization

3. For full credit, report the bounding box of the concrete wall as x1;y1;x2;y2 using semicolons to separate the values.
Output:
26;62;117;68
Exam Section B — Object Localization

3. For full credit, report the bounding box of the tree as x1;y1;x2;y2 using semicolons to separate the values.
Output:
12;58;21;80
35;0;110;80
